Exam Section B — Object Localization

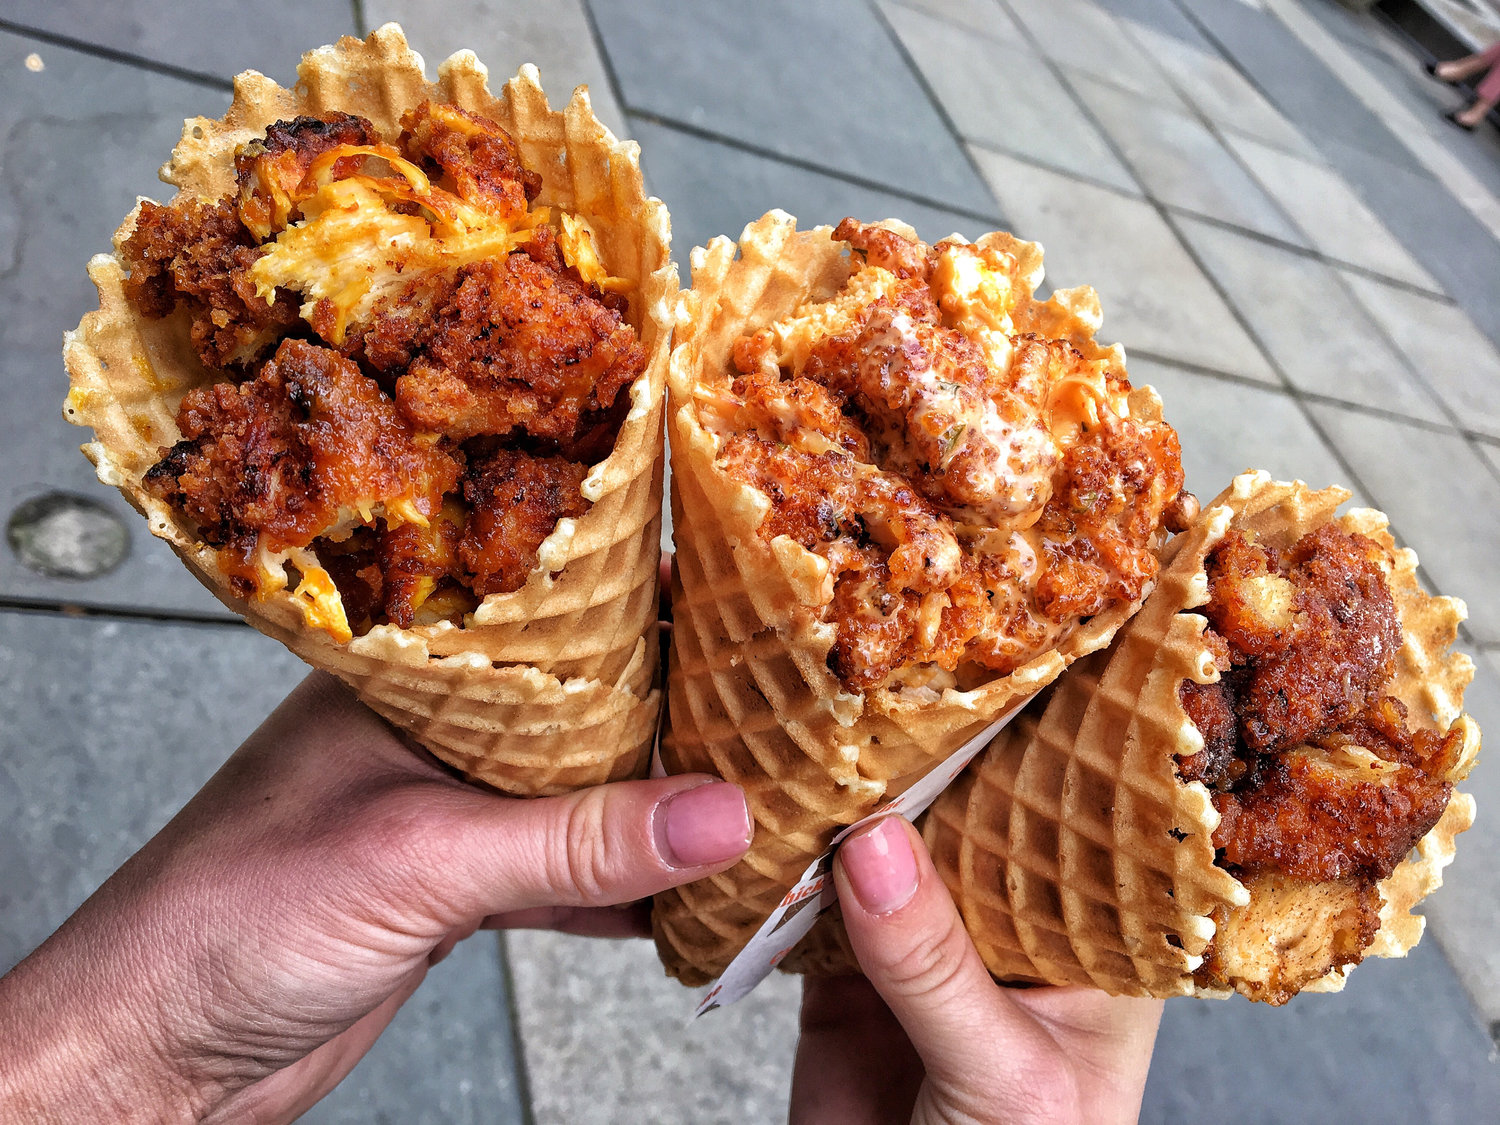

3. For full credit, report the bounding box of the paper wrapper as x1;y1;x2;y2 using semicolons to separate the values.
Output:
61;25;676;796
916;471;1479;999
652;211;1166;985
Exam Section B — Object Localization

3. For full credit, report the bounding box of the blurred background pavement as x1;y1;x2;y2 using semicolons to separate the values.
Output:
3;0;1500;1120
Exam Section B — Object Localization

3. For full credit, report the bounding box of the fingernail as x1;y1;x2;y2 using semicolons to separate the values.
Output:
655;782;752;868
841;817;918;915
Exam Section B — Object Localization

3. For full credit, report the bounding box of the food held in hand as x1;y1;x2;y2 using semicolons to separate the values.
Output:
923;472;1478;1002
64;26;675;795
125;98;641;642
653;212;1188;985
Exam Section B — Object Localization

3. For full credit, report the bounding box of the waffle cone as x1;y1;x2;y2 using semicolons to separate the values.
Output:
917;470;1479;998
61;25;675;796
653;212;1167;985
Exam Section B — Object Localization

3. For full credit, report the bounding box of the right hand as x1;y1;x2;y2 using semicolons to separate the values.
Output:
790;815;1162;1125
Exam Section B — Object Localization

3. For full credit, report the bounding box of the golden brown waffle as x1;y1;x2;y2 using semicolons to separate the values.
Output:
62;25;675;796
652;212;1168;985
920;471;1479;998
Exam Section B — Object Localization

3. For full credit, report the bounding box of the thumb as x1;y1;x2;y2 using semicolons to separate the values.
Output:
834;817;1075;1122
431;774;753;918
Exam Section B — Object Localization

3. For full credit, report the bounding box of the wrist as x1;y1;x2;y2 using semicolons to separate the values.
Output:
0;936;214;1123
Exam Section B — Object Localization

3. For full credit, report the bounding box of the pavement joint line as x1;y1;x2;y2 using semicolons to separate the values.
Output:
1118;5;1500;504
1260;0;1500;243
1154;199;1450;298
579;0;630;136
1126;349;1280;387
978;1;1393;527
620;109;1006;230
0;598;245;629
0;17;233;91
863;0;1010;220
881;0;1017;45
495;934;539;1125
351;0;369;38
990;4;1296;411
1107;10;1456;304
1137;346;1500;453
1048;34;1329;272
962;137;1149;199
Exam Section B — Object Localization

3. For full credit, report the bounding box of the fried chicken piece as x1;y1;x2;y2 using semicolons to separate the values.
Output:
234;112;382;239
1328;694;1467;777
120;198;300;369
1195;874;1382;1005
727;366;871;460
460;449;590;596
379;501;466;627
1202;530;1291;659
834;217;931;280
1177;680;1240;788
721;435;995;690
1212;747;1451;882
804;298;1062;524
143;339;459;592
399;101;542;218
1174;522;1462;996
1031;419;1183;621
1238;526;1403;753
379;232;645;450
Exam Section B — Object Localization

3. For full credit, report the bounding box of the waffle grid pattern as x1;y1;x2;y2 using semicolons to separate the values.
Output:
62;25;675;795
920;472;1478;998
652;212;1165;985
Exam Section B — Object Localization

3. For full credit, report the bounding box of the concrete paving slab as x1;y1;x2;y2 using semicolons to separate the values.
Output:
365;0;626;138
1000;0;1187;107
1066;74;1307;243
1342;273;1500;440
1357;35;1500;210
1304;402;1500;645
1093;0;1217;48
1316;135;1500;357
1121;19;1324;159
3;0;354;84
1221;132;1442;290
877;0;1024;43
1174;217;1450;424
1132;357;1367;506
1185;0;1425;173
505;930;799;1125
629;117;999;264
1478;441;1500;484
587;0;997;216
1144;939;1500;1125
1259;0;1500;256
0;30;236;619
302;935;526;1125
1422;646;1500;1032
969;146;1278;383
883;4;1137;192
0;609;528;1121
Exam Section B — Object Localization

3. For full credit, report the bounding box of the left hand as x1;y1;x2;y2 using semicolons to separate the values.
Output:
0;673;751;1124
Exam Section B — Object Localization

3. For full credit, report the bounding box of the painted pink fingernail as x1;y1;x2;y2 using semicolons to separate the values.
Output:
842;817;918;915
656;782;752;868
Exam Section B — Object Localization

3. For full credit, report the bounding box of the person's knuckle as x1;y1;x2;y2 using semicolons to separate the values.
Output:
877;908;971;999
544;788;617;905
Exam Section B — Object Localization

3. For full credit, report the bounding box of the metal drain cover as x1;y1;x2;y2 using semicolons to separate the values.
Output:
6;491;129;579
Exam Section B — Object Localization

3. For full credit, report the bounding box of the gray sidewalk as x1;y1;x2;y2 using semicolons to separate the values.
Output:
3;0;1499;1121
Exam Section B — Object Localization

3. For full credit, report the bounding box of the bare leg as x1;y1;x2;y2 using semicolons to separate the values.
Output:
1434;42;1500;83
1448;49;1500;127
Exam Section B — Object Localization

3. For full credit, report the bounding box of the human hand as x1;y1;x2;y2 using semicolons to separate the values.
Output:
790;816;1161;1125
0;672;751;1125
